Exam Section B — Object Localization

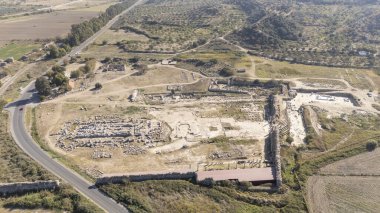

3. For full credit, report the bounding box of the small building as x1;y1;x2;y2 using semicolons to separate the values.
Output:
161;59;177;65
237;68;246;73
0;62;6;67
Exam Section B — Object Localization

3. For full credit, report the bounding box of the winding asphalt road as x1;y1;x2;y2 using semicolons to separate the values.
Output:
7;85;128;212
3;0;147;212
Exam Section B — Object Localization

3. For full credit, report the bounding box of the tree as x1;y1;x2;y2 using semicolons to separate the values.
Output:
70;70;82;79
128;56;140;64
102;40;108;45
52;73;68;86
210;59;218;65
219;67;234;77
366;141;378;151
47;45;66;59
52;65;65;73
286;136;294;144
35;77;51;96
95;82;102;90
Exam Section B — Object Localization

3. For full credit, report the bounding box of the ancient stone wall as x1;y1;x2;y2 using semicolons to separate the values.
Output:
0;180;59;196
271;127;282;187
325;92;361;106
208;87;249;94
268;95;282;187
96;171;196;185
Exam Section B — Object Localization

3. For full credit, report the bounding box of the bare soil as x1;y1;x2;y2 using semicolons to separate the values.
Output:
307;176;380;213
0;10;100;40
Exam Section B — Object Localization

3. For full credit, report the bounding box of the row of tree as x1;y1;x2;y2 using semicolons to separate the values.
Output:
65;0;137;47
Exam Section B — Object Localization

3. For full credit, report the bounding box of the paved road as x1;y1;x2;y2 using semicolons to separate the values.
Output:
7;85;128;212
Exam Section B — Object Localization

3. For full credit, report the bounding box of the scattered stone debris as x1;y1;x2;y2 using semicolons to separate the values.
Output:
54;115;169;151
92;150;112;159
85;168;104;178
123;144;146;155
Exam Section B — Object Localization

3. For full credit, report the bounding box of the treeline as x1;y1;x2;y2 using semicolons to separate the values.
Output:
65;0;138;46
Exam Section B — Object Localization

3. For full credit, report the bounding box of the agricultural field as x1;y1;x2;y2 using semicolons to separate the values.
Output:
320;148;380;175
307;176;380;213
109;0;246;52
227;0;380;68
0;0;116;16
307;147;380;213
0;42;41;60
0;10;101;41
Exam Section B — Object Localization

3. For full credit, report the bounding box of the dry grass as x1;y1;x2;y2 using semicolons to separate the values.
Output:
95;29;149;44
320;148;380;175
307;176;380;213
254;56;379;90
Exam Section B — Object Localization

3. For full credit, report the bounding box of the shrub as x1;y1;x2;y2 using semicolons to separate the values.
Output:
239;181;252;191
286;136;294;144
366;141;378;151
70;70;82;79
95;83;102;90
219;67;234;77
35;77;51;96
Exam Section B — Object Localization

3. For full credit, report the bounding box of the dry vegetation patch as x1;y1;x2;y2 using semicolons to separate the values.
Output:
320;148;380;175
307;176;380;213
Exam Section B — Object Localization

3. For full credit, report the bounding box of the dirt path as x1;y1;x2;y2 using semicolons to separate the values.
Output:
0;63;36;96
328;130;354;152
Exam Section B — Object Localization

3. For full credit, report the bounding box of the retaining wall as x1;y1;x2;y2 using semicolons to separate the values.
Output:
0;180;59;196
325;92;361;106
268;95;282;187
96;171;196;185
208;87;249;94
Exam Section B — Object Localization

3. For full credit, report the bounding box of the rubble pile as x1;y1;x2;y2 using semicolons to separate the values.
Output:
123;144;146;155
92;150;112;159
208;148;245;160
54;115;168;151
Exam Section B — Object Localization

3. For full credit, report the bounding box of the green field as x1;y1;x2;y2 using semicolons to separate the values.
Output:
0;42;40;60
